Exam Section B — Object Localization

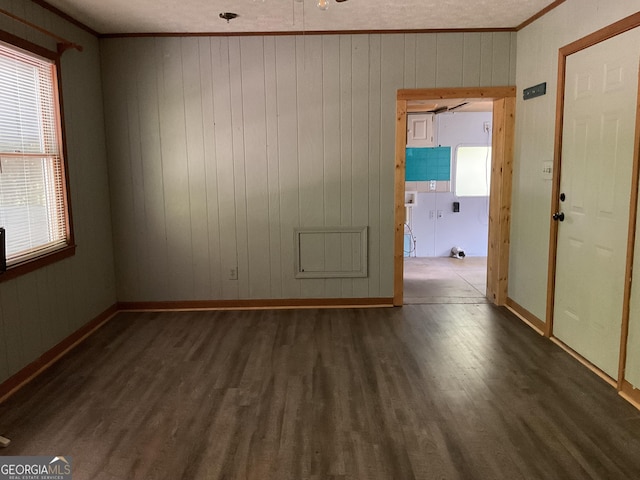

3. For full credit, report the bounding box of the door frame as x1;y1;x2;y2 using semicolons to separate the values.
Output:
393;86;517;306
545;13;640;390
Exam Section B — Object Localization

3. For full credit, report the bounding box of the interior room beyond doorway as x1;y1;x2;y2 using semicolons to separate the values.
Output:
403;99;492;304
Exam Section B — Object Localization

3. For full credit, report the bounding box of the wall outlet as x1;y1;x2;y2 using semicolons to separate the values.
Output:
483;121;492;133
542;161;553;180
229;267;238;280
429;180;436;191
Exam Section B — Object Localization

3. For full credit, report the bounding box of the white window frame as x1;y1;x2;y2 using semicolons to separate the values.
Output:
454;144;492;197
0;34;74;281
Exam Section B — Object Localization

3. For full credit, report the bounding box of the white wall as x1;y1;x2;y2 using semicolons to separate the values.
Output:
409;112;492;257
0;1;116;383
101;32;516;301
510;0;640;320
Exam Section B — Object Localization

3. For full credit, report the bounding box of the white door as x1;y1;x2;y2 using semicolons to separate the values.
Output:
553;27;640;378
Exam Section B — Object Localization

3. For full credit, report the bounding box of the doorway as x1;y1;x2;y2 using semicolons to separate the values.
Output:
403;104;493;303
393;87;516;306
552;27;639;379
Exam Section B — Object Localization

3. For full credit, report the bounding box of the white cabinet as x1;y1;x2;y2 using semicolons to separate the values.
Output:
406;113;434;147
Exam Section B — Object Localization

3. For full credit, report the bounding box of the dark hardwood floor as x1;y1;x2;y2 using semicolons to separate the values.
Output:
1;304;640;479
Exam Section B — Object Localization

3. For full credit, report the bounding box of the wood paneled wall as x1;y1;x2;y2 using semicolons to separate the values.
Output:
101;32;516;302
0;0;117;383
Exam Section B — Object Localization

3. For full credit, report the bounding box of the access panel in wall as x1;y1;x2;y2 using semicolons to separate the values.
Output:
294;227;368;278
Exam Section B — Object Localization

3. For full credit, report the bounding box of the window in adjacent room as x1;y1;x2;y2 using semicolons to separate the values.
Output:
0;39;73;275
455;145;492;197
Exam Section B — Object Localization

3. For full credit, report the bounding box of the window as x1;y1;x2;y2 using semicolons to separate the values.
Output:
455;145;492;197
0;39;73;275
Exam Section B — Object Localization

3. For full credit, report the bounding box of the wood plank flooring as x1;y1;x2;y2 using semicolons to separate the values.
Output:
1;305;640;479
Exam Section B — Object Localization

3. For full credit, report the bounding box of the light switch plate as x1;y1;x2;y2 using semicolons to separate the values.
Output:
542;161;553;180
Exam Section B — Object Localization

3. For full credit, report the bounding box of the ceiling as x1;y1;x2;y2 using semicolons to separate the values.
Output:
41;0;559;35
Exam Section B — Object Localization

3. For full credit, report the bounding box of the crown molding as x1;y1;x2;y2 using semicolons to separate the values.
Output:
30;0;99;37
516;0;566;31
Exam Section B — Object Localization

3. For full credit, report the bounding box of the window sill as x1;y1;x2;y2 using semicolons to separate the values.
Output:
0;244;76;283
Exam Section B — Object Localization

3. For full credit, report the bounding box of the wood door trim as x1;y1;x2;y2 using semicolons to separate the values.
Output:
618;64;640;388
546;14;640;383
545;45;567;338
560;12;640;58
393;87;516;307
486;97;515;305
397;87;516;101
394;100;408;306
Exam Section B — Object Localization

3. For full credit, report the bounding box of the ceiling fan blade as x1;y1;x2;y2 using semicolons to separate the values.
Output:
448;102;469;112
428;106;448;115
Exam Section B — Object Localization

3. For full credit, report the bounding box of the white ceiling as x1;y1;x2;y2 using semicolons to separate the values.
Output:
42;0;559;35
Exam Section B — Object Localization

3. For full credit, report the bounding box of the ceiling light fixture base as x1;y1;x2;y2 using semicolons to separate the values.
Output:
219;12;238;23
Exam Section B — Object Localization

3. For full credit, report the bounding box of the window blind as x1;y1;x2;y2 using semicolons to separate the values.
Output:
0;41;67;266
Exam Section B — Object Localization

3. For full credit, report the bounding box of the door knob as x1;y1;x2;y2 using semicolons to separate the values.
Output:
552;212;565;222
